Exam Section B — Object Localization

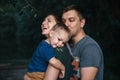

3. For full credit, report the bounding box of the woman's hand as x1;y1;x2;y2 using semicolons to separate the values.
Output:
24;74;31;80
59;70;65;78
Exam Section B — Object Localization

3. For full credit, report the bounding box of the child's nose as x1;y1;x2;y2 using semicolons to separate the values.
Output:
56;41;64;47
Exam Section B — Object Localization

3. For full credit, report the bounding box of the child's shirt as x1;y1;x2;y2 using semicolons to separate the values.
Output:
27;40;55;72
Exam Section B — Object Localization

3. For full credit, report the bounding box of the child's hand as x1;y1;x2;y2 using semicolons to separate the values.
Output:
59;70;65;78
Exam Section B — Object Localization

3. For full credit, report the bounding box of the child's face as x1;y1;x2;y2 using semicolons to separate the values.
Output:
49;29;69;48
41;15;57;36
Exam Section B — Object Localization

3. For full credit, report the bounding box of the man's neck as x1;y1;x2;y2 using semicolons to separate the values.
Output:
72;30;86;44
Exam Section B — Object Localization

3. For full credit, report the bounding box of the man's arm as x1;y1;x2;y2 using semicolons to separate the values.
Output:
81;67;98;80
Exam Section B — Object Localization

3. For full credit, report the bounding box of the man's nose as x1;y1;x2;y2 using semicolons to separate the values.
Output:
65;20;70;28
65;21;68;26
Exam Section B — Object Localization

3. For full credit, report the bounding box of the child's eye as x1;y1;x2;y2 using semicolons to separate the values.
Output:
62;42;65;44
58;38;61;41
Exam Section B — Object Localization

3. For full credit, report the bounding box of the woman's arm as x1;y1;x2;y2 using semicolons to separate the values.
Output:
24;74;31;80
44;44;73;80
44;64;60;80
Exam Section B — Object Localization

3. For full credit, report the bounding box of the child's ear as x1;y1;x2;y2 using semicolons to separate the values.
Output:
49;30;54;37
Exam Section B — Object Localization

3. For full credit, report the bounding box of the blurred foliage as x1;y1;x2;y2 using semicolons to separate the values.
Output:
0;0;120;80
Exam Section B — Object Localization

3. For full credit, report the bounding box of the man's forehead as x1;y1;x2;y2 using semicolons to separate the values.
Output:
62;10;77;18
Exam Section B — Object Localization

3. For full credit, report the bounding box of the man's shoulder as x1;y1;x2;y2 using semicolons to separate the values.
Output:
80;35;99;47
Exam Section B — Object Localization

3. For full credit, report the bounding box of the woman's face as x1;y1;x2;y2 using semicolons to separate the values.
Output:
41;15;57;36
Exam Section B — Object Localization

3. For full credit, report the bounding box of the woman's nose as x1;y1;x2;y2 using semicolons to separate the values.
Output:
42;21;46;25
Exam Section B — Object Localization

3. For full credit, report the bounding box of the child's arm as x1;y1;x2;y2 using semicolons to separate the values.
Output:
49;57;65;78
49;57;65;71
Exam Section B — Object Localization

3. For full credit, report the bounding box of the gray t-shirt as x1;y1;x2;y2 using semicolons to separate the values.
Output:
72;35;104;80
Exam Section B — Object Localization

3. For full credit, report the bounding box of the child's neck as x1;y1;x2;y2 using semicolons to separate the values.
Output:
45;39;50;44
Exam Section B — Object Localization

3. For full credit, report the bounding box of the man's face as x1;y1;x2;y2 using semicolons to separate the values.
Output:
62;10;83;37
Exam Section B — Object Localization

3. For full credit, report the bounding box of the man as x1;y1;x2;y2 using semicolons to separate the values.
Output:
62;5;104;80
44;4;104;80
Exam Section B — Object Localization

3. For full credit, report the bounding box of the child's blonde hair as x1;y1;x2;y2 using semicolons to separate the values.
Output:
51;22;71;39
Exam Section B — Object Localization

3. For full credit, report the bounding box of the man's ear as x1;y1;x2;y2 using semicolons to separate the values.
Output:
81;19;86;28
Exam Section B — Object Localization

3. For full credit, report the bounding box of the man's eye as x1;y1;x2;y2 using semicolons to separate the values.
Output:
48;20;51;22
69;18;75;22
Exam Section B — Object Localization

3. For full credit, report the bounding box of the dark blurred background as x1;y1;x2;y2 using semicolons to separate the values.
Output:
0;0;120;80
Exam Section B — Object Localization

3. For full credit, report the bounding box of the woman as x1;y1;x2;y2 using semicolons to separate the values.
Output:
24;13;73;80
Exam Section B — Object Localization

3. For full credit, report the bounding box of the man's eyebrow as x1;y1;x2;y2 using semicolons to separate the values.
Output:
69;17;75;18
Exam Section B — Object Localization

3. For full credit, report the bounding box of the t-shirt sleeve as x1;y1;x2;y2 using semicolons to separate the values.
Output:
40;47;55;62
80;44;102;68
